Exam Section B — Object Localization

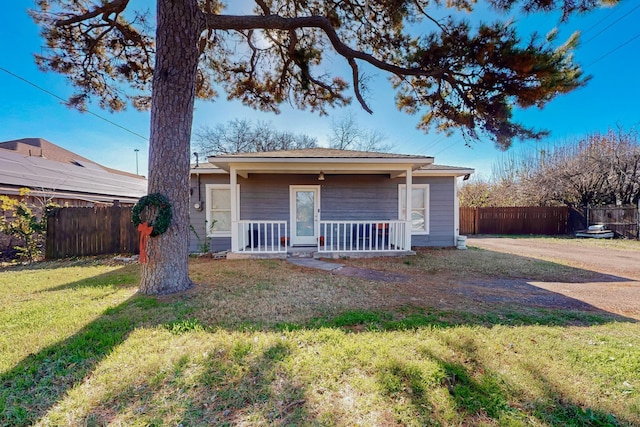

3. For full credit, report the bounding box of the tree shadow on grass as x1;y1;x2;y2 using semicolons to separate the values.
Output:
375;340;631;426
0;266;311;426
39;263;140;293
0;257;120;273
192;341;308;425
68;337;310;426
0;268;170;425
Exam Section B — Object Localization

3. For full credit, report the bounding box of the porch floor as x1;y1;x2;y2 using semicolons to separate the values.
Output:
226;245;414;260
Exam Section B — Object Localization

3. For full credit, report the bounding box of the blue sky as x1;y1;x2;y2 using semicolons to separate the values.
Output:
1;1;639;178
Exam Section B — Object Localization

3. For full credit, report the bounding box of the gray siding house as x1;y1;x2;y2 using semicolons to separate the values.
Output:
189;148;473;258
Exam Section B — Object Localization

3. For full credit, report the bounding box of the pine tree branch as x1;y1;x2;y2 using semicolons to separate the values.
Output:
54;0;130;26
201;14;442;79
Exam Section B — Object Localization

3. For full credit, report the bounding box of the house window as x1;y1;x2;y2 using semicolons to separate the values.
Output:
206;184;232;236
399;184;429;234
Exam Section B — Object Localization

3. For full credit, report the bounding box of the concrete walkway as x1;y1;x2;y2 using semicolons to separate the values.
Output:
287;257;344;271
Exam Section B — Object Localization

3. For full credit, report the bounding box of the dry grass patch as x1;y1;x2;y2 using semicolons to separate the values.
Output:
343;247;601;283
187;258;400;327
507;235;640;251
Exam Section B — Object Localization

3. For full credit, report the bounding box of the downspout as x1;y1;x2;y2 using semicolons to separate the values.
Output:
230;166;239;253
192;152;203;212
194;153;201;202
197;173;201;203
405;167;412;251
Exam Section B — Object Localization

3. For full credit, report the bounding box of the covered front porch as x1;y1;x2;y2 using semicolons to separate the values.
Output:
208;150;431;259
228;219;414;259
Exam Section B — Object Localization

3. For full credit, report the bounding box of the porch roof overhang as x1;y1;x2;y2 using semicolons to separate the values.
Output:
208;149;435;179
415;164;475;178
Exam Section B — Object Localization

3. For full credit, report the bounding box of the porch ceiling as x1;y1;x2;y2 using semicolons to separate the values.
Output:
211;160;433;178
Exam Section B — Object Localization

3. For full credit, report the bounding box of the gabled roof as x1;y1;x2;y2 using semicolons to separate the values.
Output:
416;164;475;177
197;148;474;177
0;138;147;203
209;148;436;176
210;147;433;160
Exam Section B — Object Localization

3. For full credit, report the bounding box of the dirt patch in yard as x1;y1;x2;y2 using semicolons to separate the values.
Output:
469;236;640;280
462;236;640;320
331;237;640;322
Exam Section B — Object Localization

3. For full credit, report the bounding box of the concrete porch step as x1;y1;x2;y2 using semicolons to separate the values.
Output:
288;247;316;258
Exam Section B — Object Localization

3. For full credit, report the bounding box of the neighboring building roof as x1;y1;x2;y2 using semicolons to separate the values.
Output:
0;138;147;203
0;137;140;179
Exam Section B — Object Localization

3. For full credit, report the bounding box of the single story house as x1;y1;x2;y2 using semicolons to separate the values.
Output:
189;148;473;258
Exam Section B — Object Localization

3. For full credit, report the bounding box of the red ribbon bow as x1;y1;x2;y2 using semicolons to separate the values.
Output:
137;221;153;263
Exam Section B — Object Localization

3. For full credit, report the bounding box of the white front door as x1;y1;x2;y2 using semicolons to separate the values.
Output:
290;185;320;246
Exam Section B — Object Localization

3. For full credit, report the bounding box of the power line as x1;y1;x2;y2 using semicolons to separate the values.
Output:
587;31;640;66
416;133;448;155
0;66;149;142
582;3;640;45
433;139;459;157
581;3;627;36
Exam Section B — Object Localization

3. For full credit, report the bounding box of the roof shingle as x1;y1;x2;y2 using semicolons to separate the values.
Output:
209;147;433;160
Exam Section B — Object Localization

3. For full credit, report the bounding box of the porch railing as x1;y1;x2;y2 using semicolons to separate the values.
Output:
318;220;409;252
236;220;288;253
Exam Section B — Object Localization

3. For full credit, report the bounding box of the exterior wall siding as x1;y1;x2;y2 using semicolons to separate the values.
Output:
189;172;458;251
321;175;398;220
239;174;316;221
410;176;456;247
189;173;230;252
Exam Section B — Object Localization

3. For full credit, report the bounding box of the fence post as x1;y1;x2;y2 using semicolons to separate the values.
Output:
45;208;57;259
111;201;121;253
474;207;479;234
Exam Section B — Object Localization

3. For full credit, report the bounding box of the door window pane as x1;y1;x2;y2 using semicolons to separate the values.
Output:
296;191;314;236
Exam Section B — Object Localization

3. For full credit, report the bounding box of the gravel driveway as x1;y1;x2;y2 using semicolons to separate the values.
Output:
469;237;640;320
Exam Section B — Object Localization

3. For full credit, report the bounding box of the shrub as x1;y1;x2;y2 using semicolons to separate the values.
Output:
0;189;55;262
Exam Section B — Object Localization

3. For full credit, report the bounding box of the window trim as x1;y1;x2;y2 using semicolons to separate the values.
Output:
205;184;238;237
398;184;430;235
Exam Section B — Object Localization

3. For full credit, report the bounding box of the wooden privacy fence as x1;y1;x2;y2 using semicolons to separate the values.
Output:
460;206;569;235
46;206;139;259
588;205;639;239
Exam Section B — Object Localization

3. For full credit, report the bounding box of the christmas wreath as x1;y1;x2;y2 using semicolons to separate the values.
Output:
132;193;172;236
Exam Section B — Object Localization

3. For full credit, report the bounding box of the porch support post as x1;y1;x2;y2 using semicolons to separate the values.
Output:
230;166;239;253
454;177;460;240
405;167;412;250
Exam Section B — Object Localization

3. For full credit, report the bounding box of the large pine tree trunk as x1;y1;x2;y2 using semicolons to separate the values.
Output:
139;0;201;294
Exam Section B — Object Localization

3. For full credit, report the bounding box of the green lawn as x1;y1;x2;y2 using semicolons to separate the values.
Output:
1;251;639;426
